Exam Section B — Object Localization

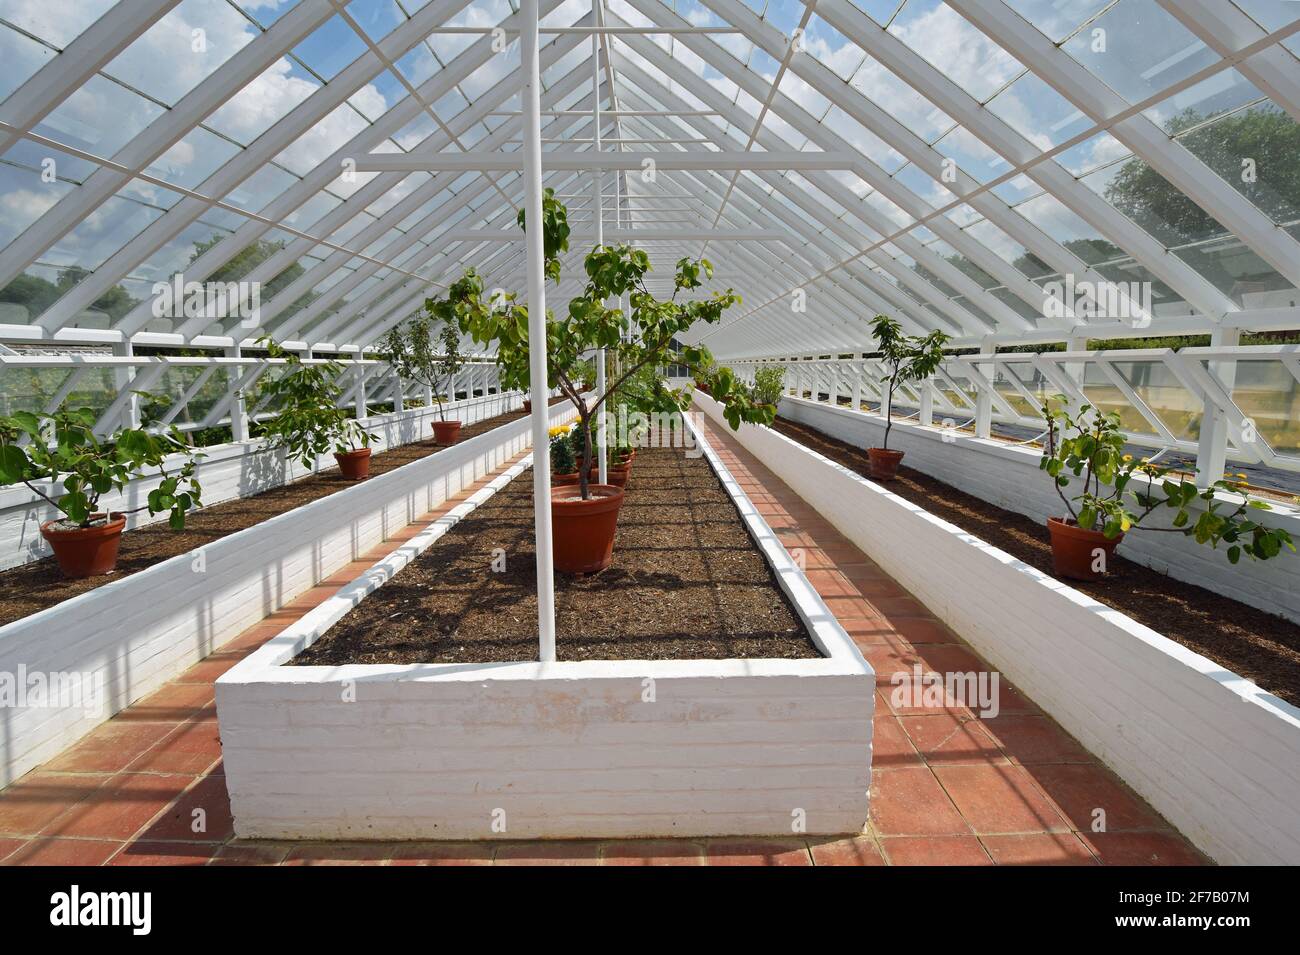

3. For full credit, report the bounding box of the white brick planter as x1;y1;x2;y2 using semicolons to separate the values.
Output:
0;398;575;786
216;416;874;841
779;395;1300;626
696;393;1300;865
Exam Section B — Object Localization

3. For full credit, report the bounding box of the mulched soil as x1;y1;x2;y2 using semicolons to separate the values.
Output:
293;445;820;664
773;416;1300;708
0;399;565;627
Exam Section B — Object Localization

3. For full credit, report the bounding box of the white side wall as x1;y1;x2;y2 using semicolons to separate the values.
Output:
0;399;576;787
696;393;1300;865
780;395;1300;626
0;391;525;572
216;412;874;840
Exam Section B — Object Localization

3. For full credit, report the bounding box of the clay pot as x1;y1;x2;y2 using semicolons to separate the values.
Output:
552;471;579;486
334;447;372;480
551;484;625;574
40;512;127;579
605;463;630;488
868;447;904;480
1047;516;1124;581
522;399;532;413
432;419;462;445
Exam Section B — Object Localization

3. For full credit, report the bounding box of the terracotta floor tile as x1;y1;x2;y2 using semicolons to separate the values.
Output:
121;682;216;722
0;771;110;837
705;839;812;866
933;764;1070;835
980;715;1092;765
872;714;923;768
873;596;932;618
982;832;1097;865
109;841;218;866
125;719;223;775
6;837;123;866
804;570;860;598
282;843;391;865
387;843;494;866
1029;763;1168;833
890;617;959;645
881;835;992;866
209;842;292;866
900;713;1004;764
135;775;232;843
492;841;601;866
43;719;179;774
1081;832;1207;866
46;772;195;840
600;840;705;865
869;767;970;837
806;836;886;865
0;837;28;863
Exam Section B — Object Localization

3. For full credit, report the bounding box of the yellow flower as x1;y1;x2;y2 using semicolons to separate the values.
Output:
547;425;571;439
1121;454;1133;462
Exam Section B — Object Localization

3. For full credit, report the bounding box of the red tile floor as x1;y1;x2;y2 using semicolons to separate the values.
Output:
0;427;1208;866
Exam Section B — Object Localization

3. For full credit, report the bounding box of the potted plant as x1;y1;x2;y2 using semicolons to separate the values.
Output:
451;189;772;574
749;365;787;408
866;314;949;480
378;315;467;446
1041;398;1295;580
0;406;204;578
255;339;377;481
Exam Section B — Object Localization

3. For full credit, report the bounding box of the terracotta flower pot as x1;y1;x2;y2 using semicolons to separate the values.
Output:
552;471;579;486
40;512;127;579
522;399;532;413
868;447;904;480
551;484;625;575
432;419;462;445
334;447;372;480
1047;516;1124;581
605;463;630;488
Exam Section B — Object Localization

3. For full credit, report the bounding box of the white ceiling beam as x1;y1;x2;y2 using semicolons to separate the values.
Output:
352;150;858;172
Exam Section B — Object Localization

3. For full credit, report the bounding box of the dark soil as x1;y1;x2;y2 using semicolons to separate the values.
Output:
293;445;820;664
773;416;1300;708
0;398;565;627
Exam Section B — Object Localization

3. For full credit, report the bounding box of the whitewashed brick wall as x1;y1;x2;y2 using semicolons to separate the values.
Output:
697;393;1300;865
0;398;575;787
780;396;1300;626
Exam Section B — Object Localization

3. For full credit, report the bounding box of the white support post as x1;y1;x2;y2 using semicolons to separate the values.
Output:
354;364;367;419
392;365;404;412
112;340;141;432
828;363;840;406
593;18;608;488
1195;327;1242;488
919;379;934;428
522;0;557;664
851;362;863;412
226;344;250;443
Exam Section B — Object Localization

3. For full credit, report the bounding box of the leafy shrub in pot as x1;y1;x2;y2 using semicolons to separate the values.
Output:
254;339;376;481
1041;398;1295;580
0;407;203;577
866;314;948;480
379;315;467;445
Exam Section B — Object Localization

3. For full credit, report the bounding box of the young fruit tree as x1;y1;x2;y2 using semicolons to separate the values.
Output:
449;189;774;498
869;314;949;452
376;313;467;422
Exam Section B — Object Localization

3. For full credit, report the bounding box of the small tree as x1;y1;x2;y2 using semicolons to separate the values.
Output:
869;314;949;450
750;366;787;407
451;189;772;498
377;314;466;422
1041;399;1294;564
0;406;203;529
254;338;375;470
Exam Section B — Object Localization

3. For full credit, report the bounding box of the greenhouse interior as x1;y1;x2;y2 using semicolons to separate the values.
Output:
0;0;1297;881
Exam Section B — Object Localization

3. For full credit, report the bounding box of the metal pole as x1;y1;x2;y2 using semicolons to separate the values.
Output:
593;18;608;487
522;0;556;663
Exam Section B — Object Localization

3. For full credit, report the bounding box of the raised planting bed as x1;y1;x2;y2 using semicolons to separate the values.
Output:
216;418;874;840
0;398;579;786
772;413;1300;709
695;392;1300;866
0;395;563;627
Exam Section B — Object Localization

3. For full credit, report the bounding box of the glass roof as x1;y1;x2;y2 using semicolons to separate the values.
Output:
0;0;1295;357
